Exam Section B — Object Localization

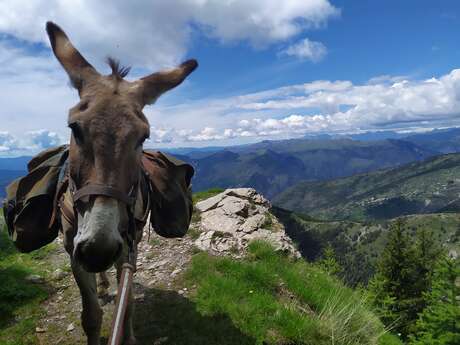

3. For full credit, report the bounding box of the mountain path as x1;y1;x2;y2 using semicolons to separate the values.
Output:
35;224;198;345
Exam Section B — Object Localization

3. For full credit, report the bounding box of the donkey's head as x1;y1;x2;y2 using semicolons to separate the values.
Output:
46;22;197;272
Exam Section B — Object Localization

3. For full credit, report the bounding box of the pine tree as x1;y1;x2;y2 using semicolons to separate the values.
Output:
411;228;442;322
317;244;343;277
369;221;445;340
409;255;460;345
368;219;418;338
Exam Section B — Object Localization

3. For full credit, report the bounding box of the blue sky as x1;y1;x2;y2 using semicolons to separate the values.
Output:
183;0;460;99
0;0;460;155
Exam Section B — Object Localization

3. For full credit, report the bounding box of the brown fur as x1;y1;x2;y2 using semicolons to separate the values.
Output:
46;21;197;345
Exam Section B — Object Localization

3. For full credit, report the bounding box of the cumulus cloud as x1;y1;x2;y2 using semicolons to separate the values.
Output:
280;38;327;62
1;1;459;151
0;0;338;153
0;0;338;68
26;130;63;149
0;130;64;156
0;40;75;137
145;68;460;144
0;132;18;152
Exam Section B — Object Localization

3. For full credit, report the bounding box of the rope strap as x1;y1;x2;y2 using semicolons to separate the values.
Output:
73;184;135;205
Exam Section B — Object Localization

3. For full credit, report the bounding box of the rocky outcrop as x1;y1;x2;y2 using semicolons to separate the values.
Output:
194;188;300;258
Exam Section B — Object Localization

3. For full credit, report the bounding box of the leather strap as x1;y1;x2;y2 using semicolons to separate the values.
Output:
73;184;136;205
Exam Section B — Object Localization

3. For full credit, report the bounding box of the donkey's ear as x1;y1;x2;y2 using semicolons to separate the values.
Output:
46;21;99;91
137;59;198;106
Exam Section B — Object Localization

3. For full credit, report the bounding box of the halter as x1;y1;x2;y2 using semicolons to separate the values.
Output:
68;175;140;266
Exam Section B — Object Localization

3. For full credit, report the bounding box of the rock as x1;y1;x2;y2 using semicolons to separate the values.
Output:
25;274;44;283
194;188;300;258
66;323;75;332
171;268;182;276
226;188;271;207
52;269;67;281
147;258;170;270
195;231;215;251
218;196;250;216
134;293;145;301
35;327;46;333
154;336;169;345
200;209;243;233
195;193;226;212
240;214;266;233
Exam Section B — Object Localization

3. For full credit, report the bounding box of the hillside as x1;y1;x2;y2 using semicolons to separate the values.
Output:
274;152;460;221
0;189;401;345
273;207;460;285
187;138;435;198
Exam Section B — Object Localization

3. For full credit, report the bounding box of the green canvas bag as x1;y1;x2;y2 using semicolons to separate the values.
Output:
142;150;194;238
2;146;194;252
3;145;69;252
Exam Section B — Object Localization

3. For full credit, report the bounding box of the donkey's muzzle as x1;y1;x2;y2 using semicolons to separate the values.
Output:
74;236;123;272
72;196;124;272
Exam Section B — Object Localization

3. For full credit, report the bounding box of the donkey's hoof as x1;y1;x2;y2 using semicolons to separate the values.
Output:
87;337;100;345
123;336;137;345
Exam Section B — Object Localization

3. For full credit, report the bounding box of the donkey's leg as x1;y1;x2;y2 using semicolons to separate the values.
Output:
98;271;110;297
115;246;138;345
71;259;103;345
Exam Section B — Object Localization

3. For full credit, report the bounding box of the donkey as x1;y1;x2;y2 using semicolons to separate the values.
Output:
46;22;197;345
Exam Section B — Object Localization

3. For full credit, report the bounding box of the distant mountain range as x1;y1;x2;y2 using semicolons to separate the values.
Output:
185;138;435;198
274;152;460;221
1;127;460;200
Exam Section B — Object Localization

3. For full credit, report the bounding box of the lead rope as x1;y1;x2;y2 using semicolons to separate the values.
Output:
108;222;136;345
107;262;135;345
108;179;139;345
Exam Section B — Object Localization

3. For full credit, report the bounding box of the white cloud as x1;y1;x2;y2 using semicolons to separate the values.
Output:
0;132;18;152
26;130;63;149
0;0;338;68
0;40;75;137
0;0;338;153
280;38;327;62
0;130;64;156
144;68;460;145
1;1;460;151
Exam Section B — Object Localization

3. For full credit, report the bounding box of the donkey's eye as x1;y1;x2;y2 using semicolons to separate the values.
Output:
135;135;148;149
69;122;84;145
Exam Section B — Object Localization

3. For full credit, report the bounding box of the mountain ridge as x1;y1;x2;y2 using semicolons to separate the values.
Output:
274;152;460;221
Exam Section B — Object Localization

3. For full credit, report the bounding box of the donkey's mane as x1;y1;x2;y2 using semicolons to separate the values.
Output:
106;57;131;79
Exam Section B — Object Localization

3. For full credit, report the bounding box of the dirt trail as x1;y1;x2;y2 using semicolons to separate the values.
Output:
36;226;197;345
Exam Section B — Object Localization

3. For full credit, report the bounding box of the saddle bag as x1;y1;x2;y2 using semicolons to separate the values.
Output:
3;145;68;252
142;150;194;238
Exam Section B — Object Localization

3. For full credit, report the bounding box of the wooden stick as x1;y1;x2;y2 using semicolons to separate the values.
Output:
107;263;135;345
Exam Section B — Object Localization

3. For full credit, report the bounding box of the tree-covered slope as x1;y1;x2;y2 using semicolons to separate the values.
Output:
274;153;460;221
273;207;460;285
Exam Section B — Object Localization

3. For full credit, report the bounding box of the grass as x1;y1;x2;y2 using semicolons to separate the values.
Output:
0;219;57;345
262;212;274;230
187;226;202;240
192;188;225;205
185;240;403;345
